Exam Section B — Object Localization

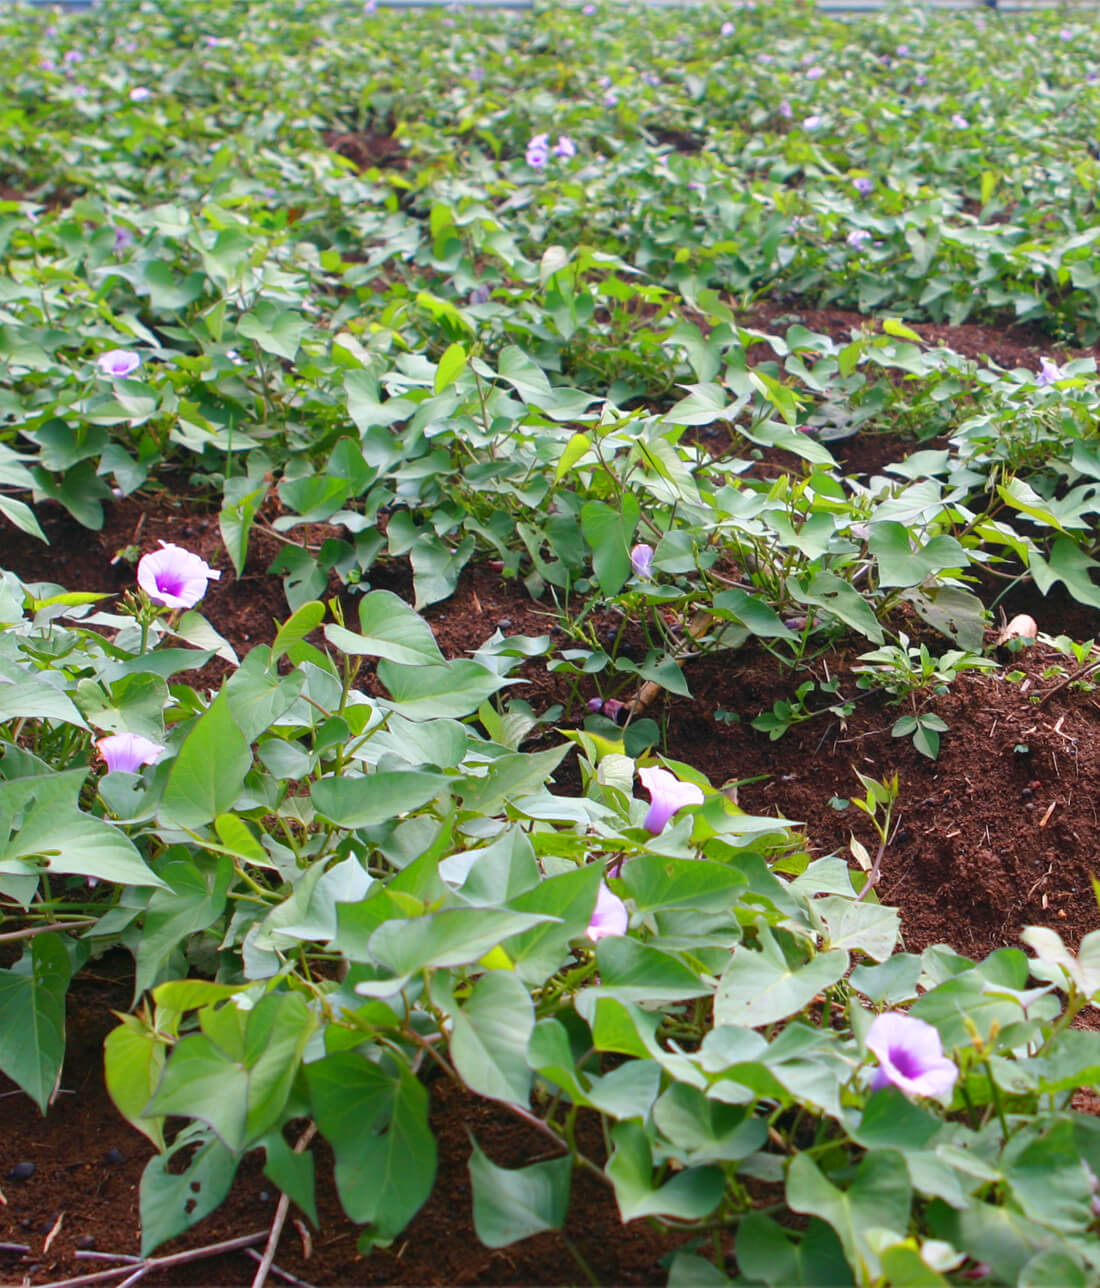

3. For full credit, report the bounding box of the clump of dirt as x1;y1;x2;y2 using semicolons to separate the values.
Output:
322;127;408;171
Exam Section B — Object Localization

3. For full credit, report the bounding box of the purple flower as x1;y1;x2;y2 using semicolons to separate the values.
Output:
603;92;619;108
468;284;490;305
758;52;774;64
630;543;654;579
641;71;661;86
40;57;56;71
1060;26;1074;42
602;698;626;724
582;3;596;12
587;697;605;713
853;176;873;195
896;43;911;56
137;541;222;609
779;98;793;119
803;114;823;130
112;226;133;252
638;766;704;834
866;1012;958;1099
553;135;576;159
97;349;141;378
129;86;152;102
586;882;628;942
846;229;871;249
720;21;734;36
806;66;825;80
915;72;927;86
951;113;969;129
1037;356;1062;385
525;132;549;168
598;75;612;88
96;732;166;774
63;49;82;65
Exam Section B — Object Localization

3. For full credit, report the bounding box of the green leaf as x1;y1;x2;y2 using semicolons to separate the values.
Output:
815;895;899;962
1029;537;1100;610
606;1120;724;1221
787;1151;912;1281
0;494;47;542
134;855;233;997
324;590;444;666
307;1053;436;1241
790;571;884;644
146;992;315;1152
139;1127;239;1257
261;1130;318;1228
0;933;72;1112
715;930;848;1026
271;601;326;664
711;588;795;639
368;907;557;978
580;494;642;595
469;1137;572;1247
0;770;164;888
159;693;252;830
311;771;447;829
619;854;748;914
868;523;969;589
554;431;592;482
449;972;534;1108
104;1014;167;1150
434;342;467;394
653;1083;768;1165
377;658;512;718
238;302;310;360
594;935;712;1004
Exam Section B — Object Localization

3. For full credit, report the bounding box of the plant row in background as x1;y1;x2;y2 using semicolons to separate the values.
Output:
5;0;1100;1283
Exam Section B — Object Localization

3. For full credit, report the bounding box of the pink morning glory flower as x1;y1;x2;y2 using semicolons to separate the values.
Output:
96;732;166;774
853;176;873;195
63;49;82;65
866;1012;958;1099
638;766;704;834
525;133;549;167
951;113;969;129
1037;356;1062;385
779;98;793;119
847;229;871;249
40;57;56;70
97;349;141;378
582;3;596;12
137;541;222;609
553;135;576;159
806;66;825;80
803;114;823;130
586;882;628;941
129;86;152;101
720;21;734;36
630;543;654;579
603;92;619;107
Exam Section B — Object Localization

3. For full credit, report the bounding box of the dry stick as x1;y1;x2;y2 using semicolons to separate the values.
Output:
249;1123;319;1288
35;1230;269;1288
244;1247;322;1288
0;919;97;943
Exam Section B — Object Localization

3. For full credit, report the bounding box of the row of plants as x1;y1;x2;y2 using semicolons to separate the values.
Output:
5;0;1100;1282
4;559;1100;1286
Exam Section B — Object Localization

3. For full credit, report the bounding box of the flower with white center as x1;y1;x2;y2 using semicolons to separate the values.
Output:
129;86;152;101
1037;356;1062;385
553;135;576;159
137;541;221;609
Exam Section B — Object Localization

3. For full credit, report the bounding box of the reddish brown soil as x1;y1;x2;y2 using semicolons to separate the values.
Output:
3;313;1100;1284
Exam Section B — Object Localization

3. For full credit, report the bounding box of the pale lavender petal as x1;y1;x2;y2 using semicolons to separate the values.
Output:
586;882;628;941
136;541;221;609
866;1011;958;1099
630;543;654;579
638;766;704;834
96;732;166;774
97;349;141;378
